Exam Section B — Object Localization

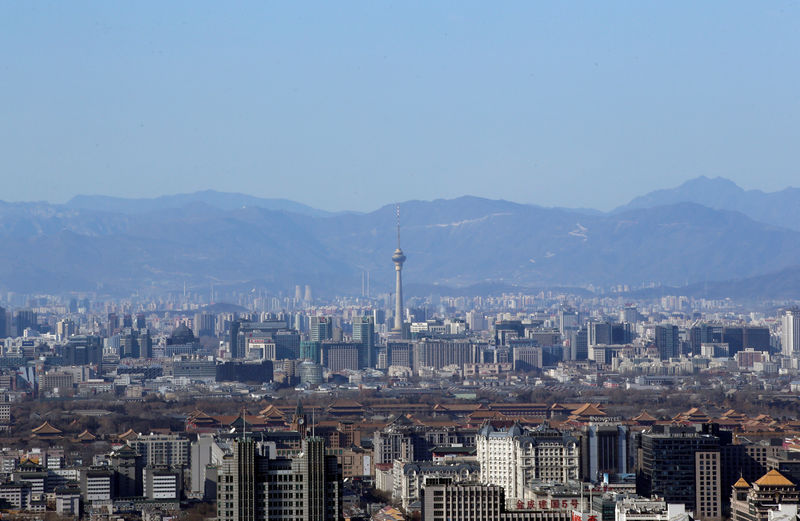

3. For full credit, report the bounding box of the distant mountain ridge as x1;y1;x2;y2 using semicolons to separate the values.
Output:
1;188;800;296
65;190;336;217
614;176;800;231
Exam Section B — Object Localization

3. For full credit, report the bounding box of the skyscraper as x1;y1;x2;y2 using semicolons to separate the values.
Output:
655;325;680;359
782;309;800;356
392;205;406;333
0;306;7;338
217;436;341;521
352;315;375;368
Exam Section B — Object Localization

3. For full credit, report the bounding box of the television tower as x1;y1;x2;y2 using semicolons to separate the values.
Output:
392;205;406;333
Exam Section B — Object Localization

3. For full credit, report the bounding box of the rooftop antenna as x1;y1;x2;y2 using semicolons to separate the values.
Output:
241;406;247;440
311;406;315;438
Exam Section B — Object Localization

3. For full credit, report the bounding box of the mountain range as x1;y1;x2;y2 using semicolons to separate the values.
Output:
1;177;799;298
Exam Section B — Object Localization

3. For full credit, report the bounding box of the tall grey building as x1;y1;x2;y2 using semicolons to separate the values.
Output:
352;315;375;369
217;436;341;521
654;324;680;360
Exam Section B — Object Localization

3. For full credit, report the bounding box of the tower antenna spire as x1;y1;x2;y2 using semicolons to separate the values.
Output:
396;204;401;249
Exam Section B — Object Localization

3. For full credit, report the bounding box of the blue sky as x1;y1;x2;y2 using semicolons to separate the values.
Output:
1;2;799;211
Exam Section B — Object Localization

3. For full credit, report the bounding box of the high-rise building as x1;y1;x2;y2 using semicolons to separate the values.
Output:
352;315;375;369
322;341;361;372
392;205;406;333
782;309;800;356
217;436;341;521
14;310;37;337
636;424;720;515
194;312;216;338
559;308;580;336
588;321;631;346
309;316;332;343
229;320;242;359
0;306;8;338
655;325;680;359
55;319;76;341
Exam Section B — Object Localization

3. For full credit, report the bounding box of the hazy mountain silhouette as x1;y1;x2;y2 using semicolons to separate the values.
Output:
1;191;799;296
615;176;800;230
66;190;335;217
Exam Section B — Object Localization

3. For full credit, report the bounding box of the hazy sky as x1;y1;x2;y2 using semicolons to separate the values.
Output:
2;2;799;212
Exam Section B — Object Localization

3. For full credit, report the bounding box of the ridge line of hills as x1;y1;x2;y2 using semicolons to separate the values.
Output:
0;177;799;298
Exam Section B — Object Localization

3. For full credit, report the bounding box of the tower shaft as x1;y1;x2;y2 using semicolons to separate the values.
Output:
394;265;403;331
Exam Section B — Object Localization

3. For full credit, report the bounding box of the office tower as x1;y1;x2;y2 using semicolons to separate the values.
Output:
579;424;629;482
567;327;588;361
217;436;341;521
322;342;361;371
413;339;478;373
352;315;375;369
138;330;153;359
62;335;103;365
229;320;241;359
689;324;717;355
782;309;800;356
637;425;720;515
655;325;680;359
294;285;302;301
56;319;76;340
392;205;406;333
466;311;487;332
300;341;321;363
620;305;640;324
14;310;37;337
588;321;631;346
0;306;7;338
218;438;255;521
742;326;770;351
194;312;215;338
135;313;146;330
120;329;139;358
128;433;190;467
559;308;580;336
309;316;332;342
387;341;414;369
107;312;119;335
722;327;745;356
109;445;141;498
304;285;312;302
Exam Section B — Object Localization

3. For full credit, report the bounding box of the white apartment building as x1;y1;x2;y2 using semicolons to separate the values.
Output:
782;310;800;356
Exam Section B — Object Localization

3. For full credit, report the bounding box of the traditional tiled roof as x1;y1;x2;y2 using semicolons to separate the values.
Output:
733;477;750;489
570;403;606;417
76;429;97;441
118;428;139;441
329;399;362;408
32;421;63;435
259;405;285;418
754;470;794;487
633;410;657;422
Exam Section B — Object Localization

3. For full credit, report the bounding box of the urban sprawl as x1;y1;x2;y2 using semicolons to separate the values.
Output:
1;239;800;521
